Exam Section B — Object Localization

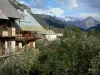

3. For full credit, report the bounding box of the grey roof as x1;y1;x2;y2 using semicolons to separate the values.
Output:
16;12;43;26
15;11;46;34
21;26;46;34
0;0;22;18
0;10;9;19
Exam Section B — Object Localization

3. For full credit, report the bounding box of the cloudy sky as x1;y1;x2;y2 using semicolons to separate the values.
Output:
22;0;100;19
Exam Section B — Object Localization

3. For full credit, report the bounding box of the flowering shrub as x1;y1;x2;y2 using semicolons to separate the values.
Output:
0;48;40;75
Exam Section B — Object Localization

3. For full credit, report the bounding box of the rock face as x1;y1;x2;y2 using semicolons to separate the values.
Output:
82;16;100;29
63;16;100;30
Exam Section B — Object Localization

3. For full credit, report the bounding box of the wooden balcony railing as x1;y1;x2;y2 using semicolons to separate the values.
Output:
0;27;41;41
16;35;41;42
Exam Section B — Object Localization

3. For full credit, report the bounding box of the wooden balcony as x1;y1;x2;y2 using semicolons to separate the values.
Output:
16;35;41;42
0;26;41;42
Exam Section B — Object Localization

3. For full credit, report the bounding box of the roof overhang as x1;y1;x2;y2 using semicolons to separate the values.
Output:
0;10;9;20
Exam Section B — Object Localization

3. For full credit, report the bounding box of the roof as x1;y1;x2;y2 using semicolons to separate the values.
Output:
0;0;22;18
18;12;43;26
15;11;46;34
21;26;46;34
0;10;9;19
46;30;57;35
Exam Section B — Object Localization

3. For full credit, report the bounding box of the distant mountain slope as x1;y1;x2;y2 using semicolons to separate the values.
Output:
87;23;100;31
64;16;100;30
31;14;83;29
31;14;67;29
30;14;86;32
83;16;100;29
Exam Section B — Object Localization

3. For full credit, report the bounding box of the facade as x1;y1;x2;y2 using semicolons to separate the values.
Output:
15;8;46;48
46;30;63;41
0;0;38;56
0;0;22;56
46;30;57;41
0;0;46;56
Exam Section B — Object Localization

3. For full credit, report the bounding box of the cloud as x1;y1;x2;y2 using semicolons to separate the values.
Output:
69;13;100;21
79;13;100;20
78;0;100;9
26;0;79;10
25;0;47;9
49;8;64;16
55;0;79;9
32;8;53;15
80;13;99;18
32;8;64;17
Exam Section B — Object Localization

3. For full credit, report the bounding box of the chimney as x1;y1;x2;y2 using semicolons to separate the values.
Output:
24;9;28;15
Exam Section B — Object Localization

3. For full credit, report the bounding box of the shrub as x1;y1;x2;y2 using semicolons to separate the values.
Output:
0;48;39;75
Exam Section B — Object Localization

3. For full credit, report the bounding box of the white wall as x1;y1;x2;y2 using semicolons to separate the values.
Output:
12;28;16;36
46;34;57;41
18;42;23;48
11;41;16;49
5;41;16;55
5;41;8;54
57;33;63;36
2;31;8;36
33;42;35;48
11;41;16;52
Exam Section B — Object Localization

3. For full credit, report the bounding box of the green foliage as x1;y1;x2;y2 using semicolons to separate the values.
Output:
0;48;40;75
1;30;100;75
30;30;100;75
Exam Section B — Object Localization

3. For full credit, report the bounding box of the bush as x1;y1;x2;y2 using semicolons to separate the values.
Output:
0;48;40;75
30;30;100;75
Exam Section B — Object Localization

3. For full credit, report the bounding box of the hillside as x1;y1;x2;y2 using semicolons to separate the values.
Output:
64;16;100;30
31;14;67;28
87;23;100;31
31;14;85;33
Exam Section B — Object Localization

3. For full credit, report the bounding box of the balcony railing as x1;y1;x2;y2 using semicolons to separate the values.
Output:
16;35;40;42
0;27;41;42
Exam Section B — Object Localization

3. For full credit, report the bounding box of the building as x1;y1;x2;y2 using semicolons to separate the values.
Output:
46;30;57;41
15;8;46;48
0;0;22;56
46;30;63;41
0;0;46;56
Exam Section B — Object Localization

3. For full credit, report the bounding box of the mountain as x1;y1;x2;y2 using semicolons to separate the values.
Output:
87;23;100;31
31;14;66;29
82;16;100;29
31;14;75;28
61;17;85;29
62;16;100;30
30;14;85;32
64;16;84;22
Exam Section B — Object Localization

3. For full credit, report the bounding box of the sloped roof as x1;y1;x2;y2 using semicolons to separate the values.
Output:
0;10;9;19
0;0;22;18
15;12;46;34
21;26;46;34
18;12;43;26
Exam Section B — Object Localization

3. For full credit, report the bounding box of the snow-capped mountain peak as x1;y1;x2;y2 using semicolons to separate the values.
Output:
64;16;84;22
